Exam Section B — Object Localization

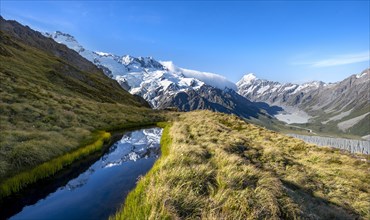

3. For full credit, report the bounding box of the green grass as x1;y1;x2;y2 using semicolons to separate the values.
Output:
111;122;173;220
0;131;110;198
112;111;369;219
0;30;164;194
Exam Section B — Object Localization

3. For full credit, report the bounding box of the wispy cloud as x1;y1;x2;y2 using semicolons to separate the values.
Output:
293;51;369;67
312;52;369;67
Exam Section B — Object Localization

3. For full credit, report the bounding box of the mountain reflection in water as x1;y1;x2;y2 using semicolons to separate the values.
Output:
9;127;162;220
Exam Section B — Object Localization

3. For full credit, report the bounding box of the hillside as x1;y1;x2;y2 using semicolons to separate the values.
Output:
0;17;161;187
113;111;369;220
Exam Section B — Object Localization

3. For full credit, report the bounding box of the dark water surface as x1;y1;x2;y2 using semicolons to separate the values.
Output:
5;128;162;220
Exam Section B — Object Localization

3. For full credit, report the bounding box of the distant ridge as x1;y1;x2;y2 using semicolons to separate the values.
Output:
237;69;370;137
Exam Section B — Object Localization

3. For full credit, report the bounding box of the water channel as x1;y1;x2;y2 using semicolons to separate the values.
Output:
2;127;162;220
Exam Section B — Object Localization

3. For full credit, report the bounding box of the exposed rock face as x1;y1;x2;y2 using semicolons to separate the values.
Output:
288;134;370;155
237;70;370;136
157;85;280;119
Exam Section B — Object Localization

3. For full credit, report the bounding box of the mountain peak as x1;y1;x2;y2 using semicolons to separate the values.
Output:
43;31;84;53
121;55;136;65
242;73;257;82
236;73;258;87
55;31;74;38
47;31;78;43
121;55;164;70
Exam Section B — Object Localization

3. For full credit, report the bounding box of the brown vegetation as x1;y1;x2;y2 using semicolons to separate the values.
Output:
114;111;369;219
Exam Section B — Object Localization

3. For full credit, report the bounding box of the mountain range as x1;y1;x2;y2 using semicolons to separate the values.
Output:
44;31;275;121
237;70;369;138
45;31;369;139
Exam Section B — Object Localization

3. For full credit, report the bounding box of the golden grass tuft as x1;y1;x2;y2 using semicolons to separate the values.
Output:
112;111;369;219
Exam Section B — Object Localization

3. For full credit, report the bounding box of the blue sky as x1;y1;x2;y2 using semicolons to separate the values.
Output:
1;1;369;83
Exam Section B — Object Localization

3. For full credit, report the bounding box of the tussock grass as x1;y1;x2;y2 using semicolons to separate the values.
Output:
113;111;369;219
112;122;173;220
0;131;110;198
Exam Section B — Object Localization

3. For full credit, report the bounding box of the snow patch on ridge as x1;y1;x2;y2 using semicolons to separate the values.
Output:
356;71;368;79
257;85;270;94
95;51;112;57
283;85;298;92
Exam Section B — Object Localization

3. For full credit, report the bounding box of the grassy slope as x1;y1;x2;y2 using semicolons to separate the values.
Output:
113;111;369;219
0;32;163;189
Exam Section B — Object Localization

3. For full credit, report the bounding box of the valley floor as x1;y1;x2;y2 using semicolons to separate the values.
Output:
113;111;369;220
275;108;311;124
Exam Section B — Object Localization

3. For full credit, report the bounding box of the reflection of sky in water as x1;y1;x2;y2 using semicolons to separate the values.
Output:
10;127;162;220
65;128;162;191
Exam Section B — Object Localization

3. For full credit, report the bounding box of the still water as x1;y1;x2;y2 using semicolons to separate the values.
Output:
7;127;162;220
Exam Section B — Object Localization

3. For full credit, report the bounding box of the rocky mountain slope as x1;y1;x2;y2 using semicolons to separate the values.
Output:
237;73;326;109
237;70;370;137
44;31;274;120
158;85;267;119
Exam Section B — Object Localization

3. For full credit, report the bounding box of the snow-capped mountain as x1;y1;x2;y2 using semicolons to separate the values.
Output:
237;70;370;137
44;31;237;109
237;72;369;112
237;73;326;107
